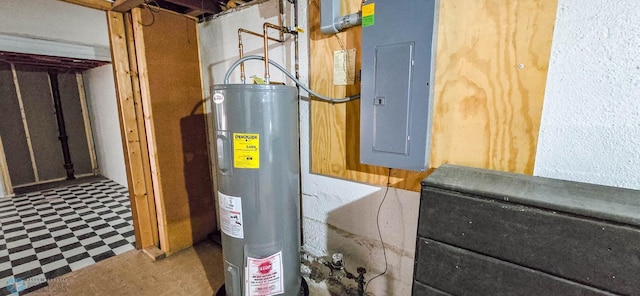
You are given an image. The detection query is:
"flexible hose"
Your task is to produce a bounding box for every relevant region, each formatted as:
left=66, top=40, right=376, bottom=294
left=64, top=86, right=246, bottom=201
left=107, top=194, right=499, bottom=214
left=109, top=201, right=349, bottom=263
left=224, top=55, right=360, bottom=103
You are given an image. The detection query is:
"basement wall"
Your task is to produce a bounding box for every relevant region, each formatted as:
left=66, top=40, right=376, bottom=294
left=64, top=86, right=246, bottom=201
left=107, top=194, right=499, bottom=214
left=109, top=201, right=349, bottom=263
left=84, top=65, right=128, bottom=187
left=0, top=0, right=126, bottom=189
left=534, top=0, right=640, bottom=190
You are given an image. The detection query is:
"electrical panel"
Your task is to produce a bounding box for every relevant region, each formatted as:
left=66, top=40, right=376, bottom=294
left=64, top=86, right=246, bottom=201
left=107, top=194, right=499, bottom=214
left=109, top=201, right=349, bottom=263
left=360, top=0, right=439, bottom=171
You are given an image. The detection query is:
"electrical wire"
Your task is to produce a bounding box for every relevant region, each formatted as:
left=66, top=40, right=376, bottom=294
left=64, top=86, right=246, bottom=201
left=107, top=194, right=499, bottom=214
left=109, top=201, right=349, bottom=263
left=141, top=0, right=160, bottom=27
left=223, top=55, right=360, bottom=103
left=364, top=168, right=392, bottom=294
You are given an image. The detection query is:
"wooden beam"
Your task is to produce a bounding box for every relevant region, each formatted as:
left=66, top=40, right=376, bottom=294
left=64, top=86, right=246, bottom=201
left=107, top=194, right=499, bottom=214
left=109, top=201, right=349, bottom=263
left=185, top=8, right=205, bottom=17
left=76, top=74, right=99, bottom=175
left=0, top=136, right=14, bottom=198
left=163, top=0, right=221, bottom=14
left=112, top=0, right=146, bottom=12
left=123, top=11, right=162, bottom=248
left=10, top=64, right=40, bottom=183
left=58, top=0, right=112, bottom=10
left=130, top=8, right=170, bottom=253
left=107, top=10, right=160, bottom=249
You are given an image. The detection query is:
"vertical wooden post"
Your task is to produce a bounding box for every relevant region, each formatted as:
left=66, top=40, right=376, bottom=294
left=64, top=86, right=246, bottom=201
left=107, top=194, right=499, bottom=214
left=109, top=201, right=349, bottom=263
left=48, top=69, right=75, bottom=180
left=0, top=136, right=13, bottom=197
left=107, top=10, right=160, bottom=249
left=130, top=7, right=169, bottom=253
left=76, top=73, right=99, bottom=175
left=11, top=64, right=39, bottom=183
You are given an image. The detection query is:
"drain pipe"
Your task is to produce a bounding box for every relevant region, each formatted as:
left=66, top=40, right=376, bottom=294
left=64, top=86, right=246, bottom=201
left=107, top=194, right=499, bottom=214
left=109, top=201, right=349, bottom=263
left=320, top=0, right=362, bottom=35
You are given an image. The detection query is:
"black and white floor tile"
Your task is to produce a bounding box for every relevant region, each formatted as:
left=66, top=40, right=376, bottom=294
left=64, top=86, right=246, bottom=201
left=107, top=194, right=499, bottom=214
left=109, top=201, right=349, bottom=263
left=0, top=178, right=135, bottom=295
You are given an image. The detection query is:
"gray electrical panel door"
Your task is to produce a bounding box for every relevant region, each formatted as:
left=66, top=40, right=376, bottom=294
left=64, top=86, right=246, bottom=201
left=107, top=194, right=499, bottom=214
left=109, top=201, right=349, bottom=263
left=360, top=0, right=439, bottom=171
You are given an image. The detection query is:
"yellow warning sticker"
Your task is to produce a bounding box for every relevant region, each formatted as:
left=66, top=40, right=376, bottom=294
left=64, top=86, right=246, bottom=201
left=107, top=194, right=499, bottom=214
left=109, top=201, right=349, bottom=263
left=362, top=3, right=375, bottom=17
left=233, top=133, right=259, bottom=169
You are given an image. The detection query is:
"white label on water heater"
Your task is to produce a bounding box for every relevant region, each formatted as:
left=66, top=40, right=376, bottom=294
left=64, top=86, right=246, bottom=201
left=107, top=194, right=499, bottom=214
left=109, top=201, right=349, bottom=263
left=245, top=251, right=284, bottom=296
left=218, top=192, right=244, bottom=239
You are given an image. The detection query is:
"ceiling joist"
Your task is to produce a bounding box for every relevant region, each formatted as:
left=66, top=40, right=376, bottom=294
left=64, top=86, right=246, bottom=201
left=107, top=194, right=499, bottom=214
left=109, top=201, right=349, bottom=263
left=111, top=0, right=146, bottom=12
left=58, top=0, right=113, bottom=10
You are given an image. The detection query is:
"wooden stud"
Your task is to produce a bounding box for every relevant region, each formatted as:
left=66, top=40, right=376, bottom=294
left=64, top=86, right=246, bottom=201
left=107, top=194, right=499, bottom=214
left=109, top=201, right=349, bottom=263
left=58, top=0, right=113, bottom=10
left=130, top=8, right=170, bottom=253
left=10, top=64, right=40, bottom=183
left=0, top=136, right=14, bottom=198
left=11, top=173, right=95, bottom=189
left=75, top=74, right=100, bottom=176
left=111, top=0, right=146, bottom=12
left=124, top=11, right=161, bottom=247
left=162, top=0, right=221, bottom=14
left=107, top=10, right=160, bottom=249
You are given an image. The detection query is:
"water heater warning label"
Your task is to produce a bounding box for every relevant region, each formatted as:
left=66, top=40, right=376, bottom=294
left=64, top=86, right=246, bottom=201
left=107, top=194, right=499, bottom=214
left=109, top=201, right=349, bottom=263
left=245, top=251, right=284, bottom=296
left=233, top=133, right=260, bottom=169
left=218, top=192, right=244, bottom=239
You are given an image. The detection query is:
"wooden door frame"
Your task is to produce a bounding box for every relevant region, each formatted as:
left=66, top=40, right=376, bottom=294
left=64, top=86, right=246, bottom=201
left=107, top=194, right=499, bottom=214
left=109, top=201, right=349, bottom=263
left=107, top=10, right=160, bottom=250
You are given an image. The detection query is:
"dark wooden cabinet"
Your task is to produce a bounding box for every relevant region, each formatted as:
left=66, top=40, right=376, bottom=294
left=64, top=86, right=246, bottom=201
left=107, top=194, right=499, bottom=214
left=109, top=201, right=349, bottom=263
left=413, top=164, right=640, bottom=296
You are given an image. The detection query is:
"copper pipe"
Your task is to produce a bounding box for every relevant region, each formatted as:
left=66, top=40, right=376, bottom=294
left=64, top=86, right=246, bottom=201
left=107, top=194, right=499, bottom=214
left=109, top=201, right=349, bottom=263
left=236, top=0, right=295, bottom=84
left=263, top=22, right=295, bottom=83
left=239, top=28, right=282, bottom=42
left=238, top=28, right=282, bottom=83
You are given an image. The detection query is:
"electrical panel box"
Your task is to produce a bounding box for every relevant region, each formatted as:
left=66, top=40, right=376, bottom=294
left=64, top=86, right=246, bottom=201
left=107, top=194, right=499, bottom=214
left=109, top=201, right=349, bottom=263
left=360, top=0, right=439, bottom=171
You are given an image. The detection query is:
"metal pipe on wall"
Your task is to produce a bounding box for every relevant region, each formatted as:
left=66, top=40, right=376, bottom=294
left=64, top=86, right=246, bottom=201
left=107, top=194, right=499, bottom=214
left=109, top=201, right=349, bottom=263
left=48, top=70, right=75, bottom=180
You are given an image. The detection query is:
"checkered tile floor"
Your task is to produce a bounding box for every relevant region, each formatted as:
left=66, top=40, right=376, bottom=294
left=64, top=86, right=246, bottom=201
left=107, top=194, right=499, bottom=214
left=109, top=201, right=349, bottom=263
left=0, top=178, right=135, bottom=295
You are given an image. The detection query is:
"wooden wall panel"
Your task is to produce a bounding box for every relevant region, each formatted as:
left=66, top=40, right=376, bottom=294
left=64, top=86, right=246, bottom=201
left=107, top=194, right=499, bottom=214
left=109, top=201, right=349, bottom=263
left=133, top=8, right=216, bottom=254
left=430, top=0, right=557, bottom=174
left=310, top=0, right=557, bottom=191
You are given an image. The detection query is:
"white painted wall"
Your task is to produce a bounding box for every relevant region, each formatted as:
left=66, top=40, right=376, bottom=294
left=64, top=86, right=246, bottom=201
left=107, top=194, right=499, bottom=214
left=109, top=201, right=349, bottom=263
left=0, top=0, right=109, bottom=47
left=83, top=65, right=129, bottom=188
left=534, top=0, right=640, bottom=190
left=0, top=1, right=126, bottom=188
left=199, top=1, right=419, bottom=295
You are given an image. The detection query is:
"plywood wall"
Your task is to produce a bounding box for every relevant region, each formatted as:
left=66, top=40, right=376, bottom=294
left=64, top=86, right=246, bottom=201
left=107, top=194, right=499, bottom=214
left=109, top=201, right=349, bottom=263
left=310, top=0, right=558, bottom=191
left=132, top=8, right=216, bottom=254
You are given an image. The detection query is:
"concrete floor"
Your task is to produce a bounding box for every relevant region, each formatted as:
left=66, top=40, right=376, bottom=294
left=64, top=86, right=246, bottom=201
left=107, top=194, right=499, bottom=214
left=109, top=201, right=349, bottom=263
left=29, top=240, right=225, bottom=295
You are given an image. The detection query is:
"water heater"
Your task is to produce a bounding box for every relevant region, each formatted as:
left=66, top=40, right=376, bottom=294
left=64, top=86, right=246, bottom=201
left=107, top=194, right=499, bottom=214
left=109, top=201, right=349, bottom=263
left=211, top=84, right=302, bottom=296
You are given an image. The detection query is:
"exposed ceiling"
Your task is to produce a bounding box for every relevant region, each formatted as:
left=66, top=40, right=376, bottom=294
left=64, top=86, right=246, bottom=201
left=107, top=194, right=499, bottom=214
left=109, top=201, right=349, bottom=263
left=2, top=0, right=262, bottom=71
left=0, top=51, right=109, bottom=72
left=104, top=0, right=259, bottom=20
